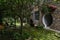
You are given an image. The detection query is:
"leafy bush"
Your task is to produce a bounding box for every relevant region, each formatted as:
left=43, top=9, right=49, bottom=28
left=0, top=29, right=31, bottom=40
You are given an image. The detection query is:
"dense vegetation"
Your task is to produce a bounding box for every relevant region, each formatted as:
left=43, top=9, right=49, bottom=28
left=0, top=24, right=60, bottom=40
left=0, top=0, right=60, bottom=40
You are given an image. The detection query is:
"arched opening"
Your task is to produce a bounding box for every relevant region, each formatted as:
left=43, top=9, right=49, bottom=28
left=42, top=14, right=53, bottom=28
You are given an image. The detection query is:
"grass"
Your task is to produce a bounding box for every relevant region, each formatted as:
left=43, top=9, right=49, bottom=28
left=0, top=23, right=60, bottom=40
left=23, top=24, right=60, bottom=40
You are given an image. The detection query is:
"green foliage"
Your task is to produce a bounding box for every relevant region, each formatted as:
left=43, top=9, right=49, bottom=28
left=22, top=31, right=31, bottom=40
left=36, top=25, right=44, bottom=30
left=23, top=25, right=60, bottom=40
left=0, top=0, right=36, bottom=28
left=0, top=0, right=36, bottom=30
left=41, top=4, right=52, bottom=14
left=0, top=25, right=60, bottom=40
left=0, top=0, right=35, bottom=18
left=41, top=5, right=48, bottom=14
left=0, top=29, right=31, bottom=40
left=13, top=32, right=21, bottom=40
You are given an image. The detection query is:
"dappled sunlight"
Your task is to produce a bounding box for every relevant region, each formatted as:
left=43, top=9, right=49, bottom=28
left=16, top=22, right=21, bottom=27
left=0, top=0, right=60, bottom=40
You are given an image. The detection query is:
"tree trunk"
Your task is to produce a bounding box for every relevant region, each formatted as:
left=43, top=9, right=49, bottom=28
left=20, top=17, right=23, bottom=40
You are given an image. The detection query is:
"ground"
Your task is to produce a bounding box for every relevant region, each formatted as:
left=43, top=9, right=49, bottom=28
left=23, top=24, right=60, bottom=40
left=0, top=24, right=60, bottom=40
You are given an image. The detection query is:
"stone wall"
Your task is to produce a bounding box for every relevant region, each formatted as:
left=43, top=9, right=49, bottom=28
left=32, top=0, right=60, bottom=31
left=41, top=0, right=60, bottom=31
left=50, top=4, right=60, bottom=31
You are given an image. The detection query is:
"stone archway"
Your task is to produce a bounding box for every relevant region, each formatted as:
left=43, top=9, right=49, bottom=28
left=42, top=13, right=53, bottom=29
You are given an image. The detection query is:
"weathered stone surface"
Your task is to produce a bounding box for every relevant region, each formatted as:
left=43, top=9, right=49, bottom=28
left=41, top=0, right=60, bottom=31
left=50, top=4, right=60, bottom=31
